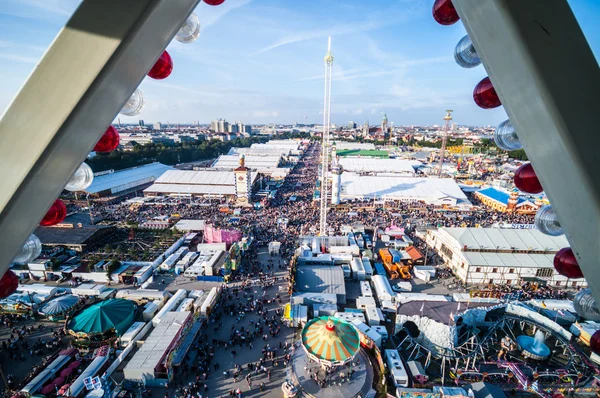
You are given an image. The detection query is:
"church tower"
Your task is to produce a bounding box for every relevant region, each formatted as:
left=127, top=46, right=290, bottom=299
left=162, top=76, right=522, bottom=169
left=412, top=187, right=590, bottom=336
left=234, top=155, right=251, bottom=206
left=362, top=120, right=369, bottom=136
left=381, top=113, right=389, bottom=135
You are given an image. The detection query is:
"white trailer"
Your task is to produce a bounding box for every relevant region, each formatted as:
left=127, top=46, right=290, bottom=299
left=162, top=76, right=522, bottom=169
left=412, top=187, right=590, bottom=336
left=371, top=325, right=388, bottom=342
left=200, top=287, right=219, bottom=316
left=360, top=281, right=373, bottom=297
left=152, top=289, right=187, bottom=326
left=366, top=307, right=384, bottom=326
left=361, top=257, right=373, bottom=280
left=142, top=301, right=160, bottom=321
left=334, top=311, right=366, bottom=324
left=176, top=298, right=195, bottom=312
left=329, top=245, right=360, bottom=256
left=119, top=322, right=146, bottom=348
left=413, top=269, right=431, bottom=282
left=71, top=284, right=106, bottom=296
left=385, top=350, right=409, bottom=388
left=341, top=264, right=352, bottom=279
left=313, top=304, right=337, bottom=317
left=371, top=275, right=394, bottom=303
left=116, top=289, right=171, bottom=303
left=351, top=257, right=366, bottom=280
left=351, top=320, right=382, bottom=347
left=356, top=296, right=377, bottom=310
left=160, top=247, right=189, bottom=271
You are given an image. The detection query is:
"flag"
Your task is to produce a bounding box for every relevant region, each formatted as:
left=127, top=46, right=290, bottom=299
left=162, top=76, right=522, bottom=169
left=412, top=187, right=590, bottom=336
left=420, top=302, right=424, bottom=313
left=557, top=309, right=565, bottom=316
left=456, top=302, right=461, bottom=313
left=541, top=301, right=547, bottom=308
left=449, top=311, right=454, bottom=323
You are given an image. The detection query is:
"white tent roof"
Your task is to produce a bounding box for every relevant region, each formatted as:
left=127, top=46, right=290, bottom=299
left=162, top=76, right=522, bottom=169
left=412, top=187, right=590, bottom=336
left=86, top=163, right=172, bottom=194
left=211, top=154, right=282, bottom=169
left=154, top=169, right=235, bottom=185
left=440, top=228, right=568, bottom=251
left=340, top=174, right=470, bottom=204
left=463, top=252, right=555, bottom=268
left=145, top=169, right=257, bottom=196
left=144, top=183, right=235, bottom=195
left=334, top=142, right=376, bottom=150
left=339, top=158, right=416, bottom=174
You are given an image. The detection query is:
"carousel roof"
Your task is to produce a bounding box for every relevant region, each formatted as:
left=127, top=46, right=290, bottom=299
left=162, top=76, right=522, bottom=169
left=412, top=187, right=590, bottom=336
left=68, top=299, right=135, bottom=336
left=301, top=316, right=360, bottom=365
left=40, top=294, right=79, bottom=316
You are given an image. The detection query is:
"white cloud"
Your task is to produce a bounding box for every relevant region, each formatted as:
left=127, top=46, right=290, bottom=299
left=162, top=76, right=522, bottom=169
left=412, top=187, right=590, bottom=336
left=197, top=0, right=252, bottom=30
left=250, top=1, right=423, bottom=56
left=0, top=54, right=39, bottom=64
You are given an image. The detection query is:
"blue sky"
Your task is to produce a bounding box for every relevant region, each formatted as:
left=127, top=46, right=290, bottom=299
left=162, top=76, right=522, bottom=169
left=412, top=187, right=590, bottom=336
left=1, top=0, right=599, bottom=127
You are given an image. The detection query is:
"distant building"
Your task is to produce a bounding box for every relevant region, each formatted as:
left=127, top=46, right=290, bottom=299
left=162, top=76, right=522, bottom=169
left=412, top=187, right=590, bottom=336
left=426, top=227, right=587, bottom=288
left=347, top=121, right=357, bottom=129
left=138, top=120, right=145, bottom=127
left=474, top=187, right=540, bottom=214
left=144, top=168, right=260, bottom=200
left=85, top=162, right=173, bottom=198
left=153, top=122, right=162, bottom=130
left=381, top=113, right=389, bottom=135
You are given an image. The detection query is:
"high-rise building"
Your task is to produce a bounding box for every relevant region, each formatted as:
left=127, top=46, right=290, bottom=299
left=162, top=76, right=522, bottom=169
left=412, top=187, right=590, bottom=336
left=217, top=119, right=229, bottom=133
left=153, top=122, right=162, bottom=130
left=347, top=121, right=357, bottom=129
left=210, top=120, right=219, bottom=132
left=237, top=121, right=244, bottom=134
left=244, top=125, right=252, bottom=134
left=228, top=124, right=239, bottom=133
left=138, top=120, right=145, bottom=127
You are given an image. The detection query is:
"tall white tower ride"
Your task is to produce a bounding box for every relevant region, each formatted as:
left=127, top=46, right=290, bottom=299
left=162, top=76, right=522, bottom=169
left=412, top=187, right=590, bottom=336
left=319, top=37, right=334, bottom=236
left=437, top=110, right=453, bottom=177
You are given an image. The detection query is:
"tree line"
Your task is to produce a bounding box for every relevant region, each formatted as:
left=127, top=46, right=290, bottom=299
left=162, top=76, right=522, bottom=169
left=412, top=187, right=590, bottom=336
left=87, top=131, right=313, bottom=172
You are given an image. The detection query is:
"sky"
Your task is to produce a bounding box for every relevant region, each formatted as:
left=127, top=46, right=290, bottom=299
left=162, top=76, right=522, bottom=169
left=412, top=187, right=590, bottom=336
left=1, top=0, right=599, bottom=127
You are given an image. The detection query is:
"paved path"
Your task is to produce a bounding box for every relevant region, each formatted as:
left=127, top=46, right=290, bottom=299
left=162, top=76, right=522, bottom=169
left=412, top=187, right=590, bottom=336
left=153, top=246, right=295, bottom=398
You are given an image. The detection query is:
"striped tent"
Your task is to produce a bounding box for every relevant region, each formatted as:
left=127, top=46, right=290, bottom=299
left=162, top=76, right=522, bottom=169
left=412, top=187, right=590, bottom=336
left=301, top=316, right=360, bottom=366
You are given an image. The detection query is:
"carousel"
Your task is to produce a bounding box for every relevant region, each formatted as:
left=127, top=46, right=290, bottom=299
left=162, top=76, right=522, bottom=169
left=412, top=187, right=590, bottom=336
left=288, top=316, right=374, bottom=398
left=40, top=294, right=80, bottom=321
left=66, top=299, right=135, bottom=347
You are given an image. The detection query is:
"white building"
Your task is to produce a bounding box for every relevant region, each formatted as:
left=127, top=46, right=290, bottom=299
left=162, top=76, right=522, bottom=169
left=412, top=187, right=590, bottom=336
left=426, top=228, right=588, bottom=288
left=339, top=174, right=471, bottom=207
left=143, top=168, right=258, bottom=199
left=338, top=158, right=418, bottom=176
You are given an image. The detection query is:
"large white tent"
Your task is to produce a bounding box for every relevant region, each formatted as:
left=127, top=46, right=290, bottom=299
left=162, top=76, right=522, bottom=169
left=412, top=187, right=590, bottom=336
left=338, top=158, right=418, bottom=175
left=339, top=173, right=471, bottom=206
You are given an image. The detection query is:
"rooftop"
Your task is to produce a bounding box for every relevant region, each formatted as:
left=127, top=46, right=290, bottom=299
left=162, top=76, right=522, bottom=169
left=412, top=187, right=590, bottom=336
left=86, top=162, right=173, bottom=194
left=34, top=225, right=115, bottom=245
left=211, top=154, right=282, bottom=169
left=340, top=174, right=471, bottom=205
left=440, top=227, right=568, bottom=252
left=476, top=187, right=534, bottom=206
left=295, top=265, right=346, bottom=297
left=338, top=158, right=419, bottom=174
left=463, top=251, right=556, bottom=268
left=398, top=301, right=494, bottom=325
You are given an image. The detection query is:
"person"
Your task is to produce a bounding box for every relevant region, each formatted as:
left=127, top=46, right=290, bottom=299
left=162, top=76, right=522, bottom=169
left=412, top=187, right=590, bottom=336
left=260, top=382, right=265, bottom=392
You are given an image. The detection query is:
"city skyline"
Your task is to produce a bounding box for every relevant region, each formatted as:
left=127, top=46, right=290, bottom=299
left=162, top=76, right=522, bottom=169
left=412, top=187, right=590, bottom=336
left=1, top=0, right=599, bottom=126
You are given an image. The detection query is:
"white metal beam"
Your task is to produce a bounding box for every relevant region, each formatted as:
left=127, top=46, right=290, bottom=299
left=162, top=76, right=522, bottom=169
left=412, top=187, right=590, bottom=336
left=0, top=0, right=200, bottom=273
left=453, top=0, right=600, bottom=300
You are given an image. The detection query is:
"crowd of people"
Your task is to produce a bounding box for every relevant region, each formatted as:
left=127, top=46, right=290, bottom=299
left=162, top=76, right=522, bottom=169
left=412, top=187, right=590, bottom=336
left=20, top=141, right=573, bottom=398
